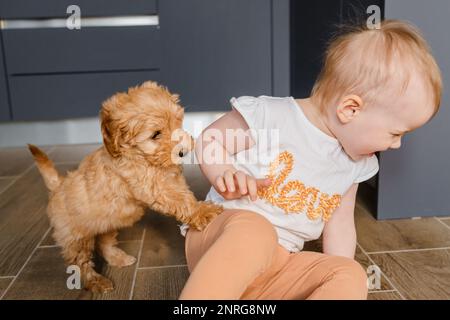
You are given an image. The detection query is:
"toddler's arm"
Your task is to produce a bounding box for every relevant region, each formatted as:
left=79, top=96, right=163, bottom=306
left=322, top=183, right=359, bottom=259
left=195, top=109, right=271, bottom=201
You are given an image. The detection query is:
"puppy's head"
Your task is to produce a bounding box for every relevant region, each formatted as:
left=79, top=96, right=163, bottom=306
left=100, top=81, right=194, bottom=167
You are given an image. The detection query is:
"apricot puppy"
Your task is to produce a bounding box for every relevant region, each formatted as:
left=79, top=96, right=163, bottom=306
left=28, top=81, right=223, bottom=293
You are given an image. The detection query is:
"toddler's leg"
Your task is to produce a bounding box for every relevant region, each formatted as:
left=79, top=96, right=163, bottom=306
left=304, top=254, right=368, bottom=300
left=241, top=250, right=368, bottom=300
left=179, top=209, right=279, bottom=300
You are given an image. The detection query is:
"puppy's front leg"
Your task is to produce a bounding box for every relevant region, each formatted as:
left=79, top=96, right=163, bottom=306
left=150, top=172, right=223, bottom=230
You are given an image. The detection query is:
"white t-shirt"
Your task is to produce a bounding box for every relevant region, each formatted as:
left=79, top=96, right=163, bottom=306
left=179, top=95, right=379, bottom=253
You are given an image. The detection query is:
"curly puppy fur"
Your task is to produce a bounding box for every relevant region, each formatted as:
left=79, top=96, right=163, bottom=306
left=28, top=81, right=223, bottom=293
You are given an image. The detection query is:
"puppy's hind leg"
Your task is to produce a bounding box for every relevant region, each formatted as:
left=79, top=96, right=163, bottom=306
left=62, top=237, right=114, bottom=293
left=96, top=231, right=136, bottom=267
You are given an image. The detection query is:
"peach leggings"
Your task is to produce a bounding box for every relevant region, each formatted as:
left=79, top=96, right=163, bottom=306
left=179, top=209, right=368, bottom=300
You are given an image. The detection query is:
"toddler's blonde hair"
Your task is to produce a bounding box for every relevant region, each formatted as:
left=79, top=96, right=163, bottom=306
left=311, top=19, right=442, bottom=117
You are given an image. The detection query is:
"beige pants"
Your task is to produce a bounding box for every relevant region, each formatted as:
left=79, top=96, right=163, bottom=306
left=179, top=209, right=368, bottom=300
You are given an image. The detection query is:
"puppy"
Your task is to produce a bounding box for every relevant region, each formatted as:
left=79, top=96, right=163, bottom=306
left=28, top=81, right=223, bottom=293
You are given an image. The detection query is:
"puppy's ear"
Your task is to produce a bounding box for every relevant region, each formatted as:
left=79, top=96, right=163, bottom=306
left=175, top=106, right=184, bottom=120
left=141, top=81, right=180, bottom=104
left=100, top=98, right=121, bottom=158
left=171, top=93, right=180, bottom=104
left=140, top=81, right=160, bottom=90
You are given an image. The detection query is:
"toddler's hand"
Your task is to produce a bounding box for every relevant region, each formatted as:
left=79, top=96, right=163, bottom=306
left=214, top=169, right=272, bottom=201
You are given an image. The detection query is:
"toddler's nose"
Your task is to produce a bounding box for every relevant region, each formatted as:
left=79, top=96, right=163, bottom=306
left=390, top=139, right=402, bottom=149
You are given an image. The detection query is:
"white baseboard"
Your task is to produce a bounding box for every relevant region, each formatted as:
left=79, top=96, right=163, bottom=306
left=0, top=112, right=224, bottom=148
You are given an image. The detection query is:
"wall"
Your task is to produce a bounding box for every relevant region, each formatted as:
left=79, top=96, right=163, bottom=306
left=377, top=0, right=450, bottom=218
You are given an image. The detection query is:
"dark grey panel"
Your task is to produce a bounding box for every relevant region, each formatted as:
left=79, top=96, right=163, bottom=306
left=377, top=0, right=450, bottom=219
left=0, top=31, right=10, bottom=121
left=0, top=0, right=157, bottom=19
left=9, top=71, right=159, bottom=121
left=290, top=0, right=384, bottom=98
left=290, top=0, right=342, bottom=98
left=272, top=0, right=290, bottom=97
left=3, top=26, right=160, bottom=75
left=159, top=0, right=272, bottom=111
left=342, top=0, right=385, bottom=23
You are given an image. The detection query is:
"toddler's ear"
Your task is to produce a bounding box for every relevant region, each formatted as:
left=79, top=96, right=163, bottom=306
left=336, top=95, right=363, bottom=123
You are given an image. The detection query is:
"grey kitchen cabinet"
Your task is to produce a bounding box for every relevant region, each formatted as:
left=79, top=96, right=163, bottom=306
left=0, top=0, right=160, bottom=121
left=374, top=0, right=450, bottom=219
left=0, top=31, right=10, bottom=121
left=158, top=0, right=283, bottom=111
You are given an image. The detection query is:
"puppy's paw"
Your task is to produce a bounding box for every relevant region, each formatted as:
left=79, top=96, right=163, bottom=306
left=116, top=254, right=137, bottom=267
left=189, top=201, right=223, bottom=231
left=104, top=247, right=137, bottom=268
left=85, top=275, right=114, bottom=294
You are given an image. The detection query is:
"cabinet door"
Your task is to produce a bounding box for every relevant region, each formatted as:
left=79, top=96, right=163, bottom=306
left=0, top=32, right=10, bottom=121
left=159, top=0, right=272, bottom=111
left=9, top=71, right=159, bottom=121
left=3, top=26, right=160, bottom=74
left=377, top=0, right=450, bottom=219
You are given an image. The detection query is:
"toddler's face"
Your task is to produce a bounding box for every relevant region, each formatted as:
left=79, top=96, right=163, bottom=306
left=337, top=75, right=436, bottom=162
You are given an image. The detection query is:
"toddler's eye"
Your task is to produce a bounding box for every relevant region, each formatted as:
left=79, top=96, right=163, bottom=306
left=151, top=130, right=161, bottom=139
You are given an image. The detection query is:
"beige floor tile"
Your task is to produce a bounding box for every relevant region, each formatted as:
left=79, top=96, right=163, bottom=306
left=0, top=146, right=49, bottom=177
left=355, top=201, right=450, bottom=252
left=368, top=291, right=403, bottom=300
left=92, top=241, right=142, bottom=300
left=39, top=231, right=57, bottom=247
left=440, top=219, right=450, bottom=228
left=117, top=223, right=145, bottom=242
left=0, top=164, right=77, bottom=276
left=370, top=249, right=450, bottom=300
left=356, top=246, right=393, bottom=291
left=3, top=242, right=140, bottom=300
left=0, top=178, right=14, bottom=194
left=0, top=277, right=13, bottom=298
left=139, top=212, right=187, bottom=268
left=132, top=266, right=189, bottom=300
left=3, top=247, right=89, bottom=300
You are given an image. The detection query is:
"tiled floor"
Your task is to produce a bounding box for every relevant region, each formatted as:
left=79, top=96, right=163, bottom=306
left=0, top=143, right=449, bottom=300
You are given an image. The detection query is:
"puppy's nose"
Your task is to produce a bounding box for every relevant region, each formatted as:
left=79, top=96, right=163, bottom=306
left=179, top=150, right=184, bottom=157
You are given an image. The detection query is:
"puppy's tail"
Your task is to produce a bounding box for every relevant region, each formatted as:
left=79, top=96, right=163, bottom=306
left=27, top=144, right=62, bottom=191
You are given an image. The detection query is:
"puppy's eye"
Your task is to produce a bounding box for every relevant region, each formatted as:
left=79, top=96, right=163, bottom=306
left=151, top=130, right=161, bottom=140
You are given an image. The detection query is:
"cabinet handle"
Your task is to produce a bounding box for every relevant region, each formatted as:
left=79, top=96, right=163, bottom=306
left=0, top=15, right=159, bottom=29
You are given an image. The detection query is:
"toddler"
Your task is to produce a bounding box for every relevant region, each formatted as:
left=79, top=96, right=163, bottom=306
left=179, top=20, right=442, bottom=299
